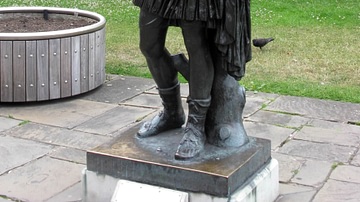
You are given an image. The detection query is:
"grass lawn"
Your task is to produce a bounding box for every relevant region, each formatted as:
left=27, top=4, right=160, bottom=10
left=1, top=0, right=359, bottom=103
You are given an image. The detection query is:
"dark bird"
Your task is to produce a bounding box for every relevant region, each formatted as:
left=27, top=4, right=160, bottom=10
left=252, top=37, right=274, bottom=49
left=43, top=9, right=49, bottom=20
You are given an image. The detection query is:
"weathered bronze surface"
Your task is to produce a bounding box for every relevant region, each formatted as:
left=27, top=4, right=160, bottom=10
left=131, top=0, right=252, bottom=159
left=87, top=124, right=271, bottom=197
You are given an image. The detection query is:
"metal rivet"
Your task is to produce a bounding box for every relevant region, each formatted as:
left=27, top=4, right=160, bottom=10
left=54, top=82, right=57, bottom=85
left=74, top=50, right=78, bottom=53
left=65, top=51, right=68, bottom=55
left=41, top=54, right=45, bottom=57
left=5, top=84, right=8, bottom=88
left=53, top=53, right=57, bottom=56
left=4, top=55, right=8, bottom=58
left=75, top=78, right=78, bottom=82
left=18, top=55, right=21, bottom=58
left=30, top=84, right=34, bottom=87
left=65, top=80, right=68, bottom=83
left=18, top=84, right=22, bottom=88
left=83, top=76, right=86, bottom=79
left=30, top=54, right=33, bottom=57
left=41, top=83, right=45, bottom=87
left=91, top=46, right=94, bottom=49
left=96, top=71, right=99, bottom=74
left=91, top=74, right=94, bottom=77
left=83, top=48, right=86, bottom=51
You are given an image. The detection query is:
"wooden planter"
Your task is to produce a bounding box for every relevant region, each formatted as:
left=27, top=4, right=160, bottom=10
left=0, top=7, right=106, bottom=102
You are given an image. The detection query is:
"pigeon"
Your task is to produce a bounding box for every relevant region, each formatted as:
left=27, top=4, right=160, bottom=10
left=43, top=9, right=49, bottom=20
left=252, top=38, right=274, bottom=49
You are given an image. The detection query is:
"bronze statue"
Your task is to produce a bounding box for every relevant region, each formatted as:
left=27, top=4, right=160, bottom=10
left=133, top=0, right=252, bottom=160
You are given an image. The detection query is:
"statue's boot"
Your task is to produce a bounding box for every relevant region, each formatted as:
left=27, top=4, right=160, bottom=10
left=175, top=98, right=211, bottom=160
left=137, top=82, right=185, bottom=138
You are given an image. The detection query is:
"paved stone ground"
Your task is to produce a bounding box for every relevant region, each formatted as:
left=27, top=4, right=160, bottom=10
left=0, top=75, right=359, bottom=202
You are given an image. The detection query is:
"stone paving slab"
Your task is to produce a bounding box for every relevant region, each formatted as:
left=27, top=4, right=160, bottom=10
left=108, top=122, right=145, bottom=138
left=6, top=123, right=111, bottom=150
left=266, top=95, right=360, bottom=122
left=146, top=83, right=274, bottom=102
left=74, top=105, right=155, bottom=135
left=308, top=119, right=360, bottom=134
left=291, top=159, right=333, bottom=187
left=0, top=117, right=21, bottom=132
left=351, top=152, right=360, bottom=166
left=45, top=182, right=82, bottom=202
left=243, top=92, right=279, bottom=118
left=123, top=93, right=189, bottom=111
left=49, top=147, right=87, bottom=164
left=244, top=122, right=295, bottom=149
left=242, top=96, right=266, bottom=117
left=179, top=83, right=190, bottom=96
left=247, top=110, right=311, bottom=129
left=0, top=136, right=53, bottom=175
left=330, top=165, right=360, bottom=184
left=271, top=152, right=305, bottom=183
left=1, top=75, right=359, bottom=201
left=313, top=179, right=360, bottom=202
left=0, top=156, right=85, bottom=202
left=278, top=140, right=356, bottom=162
left=121, top=93, right=162, bottom=108
left=139, top=84, right=273, bottom=120
left=276, top=183, right=316, bottom=202
left=0, top=99, right=117, bottom=129
left=246, top=91, right=280, bottom=102
left=293, top=126, right=360, bottom=147
left=79, top=76, right=155, bottom=104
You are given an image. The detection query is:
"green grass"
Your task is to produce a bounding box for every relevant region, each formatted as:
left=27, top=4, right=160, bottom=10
left=251, top=0, right=359, bottom=27
left=246, top=0, right=360, bottom=103
left=1, top=0, right=359, bottom=103
left=19, top=120, right=30, bottom=126
left=331, top=162, right=344, bottom=170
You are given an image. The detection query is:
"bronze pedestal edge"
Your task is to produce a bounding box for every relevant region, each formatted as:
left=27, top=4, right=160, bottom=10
left=87, top=124, right=271, bottom=197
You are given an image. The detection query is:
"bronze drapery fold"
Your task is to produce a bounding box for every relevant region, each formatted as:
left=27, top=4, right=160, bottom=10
left=215, top=0, right=252, bottom=80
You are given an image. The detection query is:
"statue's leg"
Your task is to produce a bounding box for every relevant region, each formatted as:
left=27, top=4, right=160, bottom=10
left=138, top=10, right=177, bottom=89
left=179, top=21, right=214, bottom=100
left=175, top=21, right=214, bottom=160
left=137, top=10, right=185, bottom=137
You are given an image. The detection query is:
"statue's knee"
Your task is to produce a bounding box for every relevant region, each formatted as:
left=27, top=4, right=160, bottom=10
left=139, top=43, right=162, bottom=59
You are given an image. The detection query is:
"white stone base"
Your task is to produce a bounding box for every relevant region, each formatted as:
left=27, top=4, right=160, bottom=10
left=111, top=180, right=189, bottom=202
left=82, top=159, right=279, bottom=202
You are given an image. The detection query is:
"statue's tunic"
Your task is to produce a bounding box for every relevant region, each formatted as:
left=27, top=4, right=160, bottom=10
left=133, top=0, right=252, bottom=80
